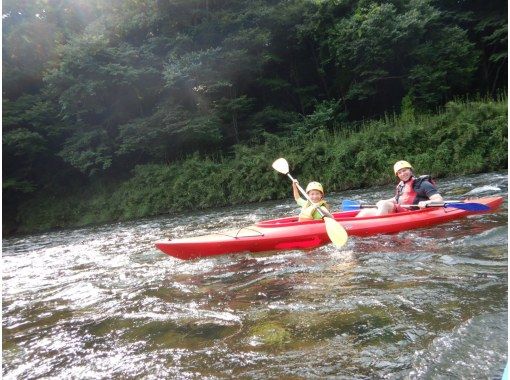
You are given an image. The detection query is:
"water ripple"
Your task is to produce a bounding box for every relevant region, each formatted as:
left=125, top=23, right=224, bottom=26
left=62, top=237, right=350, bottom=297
left=2, top=171, right=507, bottom=379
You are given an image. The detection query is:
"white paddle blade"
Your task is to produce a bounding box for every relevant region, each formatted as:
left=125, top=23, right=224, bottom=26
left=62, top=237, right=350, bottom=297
left=272, top=158, right=289, bottom=174
left=324, top=217, right=348, bottom=247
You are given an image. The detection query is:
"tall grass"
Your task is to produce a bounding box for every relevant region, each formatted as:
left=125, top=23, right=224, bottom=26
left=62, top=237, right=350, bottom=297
left=15, top=97, right=507, bottom=233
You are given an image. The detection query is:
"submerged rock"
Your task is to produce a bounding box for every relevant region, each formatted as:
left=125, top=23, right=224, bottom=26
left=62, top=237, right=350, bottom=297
left=249, top=321, right=291, bottom=347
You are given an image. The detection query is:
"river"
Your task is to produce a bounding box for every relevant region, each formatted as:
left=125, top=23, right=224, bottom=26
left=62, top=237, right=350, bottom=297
left=2, top=171, right=507, bottom=379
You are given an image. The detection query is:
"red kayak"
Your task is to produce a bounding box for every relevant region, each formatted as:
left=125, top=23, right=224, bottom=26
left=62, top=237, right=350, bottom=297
left=155, top=196, right=503, bottom=260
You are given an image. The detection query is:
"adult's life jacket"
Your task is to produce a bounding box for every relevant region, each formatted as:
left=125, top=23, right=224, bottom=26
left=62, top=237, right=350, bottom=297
left=395, top=175, right=435, bottom=205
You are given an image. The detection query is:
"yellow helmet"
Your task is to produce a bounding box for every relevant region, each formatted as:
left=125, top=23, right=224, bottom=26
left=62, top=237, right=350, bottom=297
left=306, top=181, right=324, bottom=194
left=393, top=160, right=413, bottom=175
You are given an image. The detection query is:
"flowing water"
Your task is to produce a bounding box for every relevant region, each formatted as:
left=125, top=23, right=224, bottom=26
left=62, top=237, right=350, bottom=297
left=3, top=172, right=508, bottom=379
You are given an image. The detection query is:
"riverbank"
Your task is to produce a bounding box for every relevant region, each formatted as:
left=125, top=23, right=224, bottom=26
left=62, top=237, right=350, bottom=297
left=7, top=97, right=507, bottom=236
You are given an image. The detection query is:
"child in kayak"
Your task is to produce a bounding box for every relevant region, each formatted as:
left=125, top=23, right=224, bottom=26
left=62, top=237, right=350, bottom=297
left=292, top=180, right=333, bottom=221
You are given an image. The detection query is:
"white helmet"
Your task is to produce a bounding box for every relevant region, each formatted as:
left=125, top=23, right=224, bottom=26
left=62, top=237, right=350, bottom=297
left=305, top=181, right=324, bottom=194
left=393, top=160, right=413, bottom=175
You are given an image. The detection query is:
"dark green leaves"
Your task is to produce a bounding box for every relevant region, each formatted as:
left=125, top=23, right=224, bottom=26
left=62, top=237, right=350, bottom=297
left=2, top=0, right=507, bottom=234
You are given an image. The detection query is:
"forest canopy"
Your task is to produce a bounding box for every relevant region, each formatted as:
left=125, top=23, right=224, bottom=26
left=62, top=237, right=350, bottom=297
left=2, top=0, right=507, bottom=233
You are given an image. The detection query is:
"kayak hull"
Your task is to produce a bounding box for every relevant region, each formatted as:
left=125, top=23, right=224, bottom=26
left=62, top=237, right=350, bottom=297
left=155, top=196, right=503, bottom=260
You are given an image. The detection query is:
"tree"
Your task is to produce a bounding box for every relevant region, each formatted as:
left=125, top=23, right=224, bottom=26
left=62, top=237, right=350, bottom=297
left=44, top=36, right=162, bottom=174
left=407, top=26, right=478, bottom=108
left=2, top=0, right=101, bottom=98
left=432, top=0, right=507, bottom=96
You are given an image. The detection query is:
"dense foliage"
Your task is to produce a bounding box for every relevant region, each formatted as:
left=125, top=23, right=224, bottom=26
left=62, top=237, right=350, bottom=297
left=2, top=0, right=507, bottom=234
left=13, top=96, right=507, bottom=233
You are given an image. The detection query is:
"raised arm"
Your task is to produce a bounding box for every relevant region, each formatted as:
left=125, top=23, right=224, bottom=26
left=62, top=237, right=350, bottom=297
left=292, top=180, right=301, bottom=202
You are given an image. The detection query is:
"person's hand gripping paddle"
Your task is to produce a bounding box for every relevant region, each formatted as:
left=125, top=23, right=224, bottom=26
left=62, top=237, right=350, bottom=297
left=272, top=158, right=348, bottom=248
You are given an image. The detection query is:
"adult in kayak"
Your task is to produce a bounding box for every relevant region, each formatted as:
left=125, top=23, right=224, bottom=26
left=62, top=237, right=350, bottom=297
left=293, top=180, right=333, bottom=221
left=356, top=160, right=443, bottom=217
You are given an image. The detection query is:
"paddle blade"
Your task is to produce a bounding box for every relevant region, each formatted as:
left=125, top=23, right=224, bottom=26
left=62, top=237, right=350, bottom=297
left=341, top=200, right=378, bottom=211
left=324, top=217, right=348, bottom=247
left=443, top=202, right=491, bottom=212
left=341, top=199, right=362, bottom=211
left=272, top=158, right=289, bottom=175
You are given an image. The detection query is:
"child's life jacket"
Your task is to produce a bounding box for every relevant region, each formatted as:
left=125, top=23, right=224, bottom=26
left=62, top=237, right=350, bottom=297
left=296, top=198, right=330, bottom=220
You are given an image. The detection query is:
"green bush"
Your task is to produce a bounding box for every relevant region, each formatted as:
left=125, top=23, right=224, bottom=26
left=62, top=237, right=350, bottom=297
left=13, top=97, right=508, bottom=233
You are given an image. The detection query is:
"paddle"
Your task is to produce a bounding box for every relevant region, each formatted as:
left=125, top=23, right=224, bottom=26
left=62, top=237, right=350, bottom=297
left=341, top=199, right=490, bottom=212
left=272, top=158, right=348, bottom=248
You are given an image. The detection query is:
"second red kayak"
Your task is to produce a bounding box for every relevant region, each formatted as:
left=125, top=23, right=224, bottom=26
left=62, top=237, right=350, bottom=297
left=155, top=196, right=503, bottom=260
